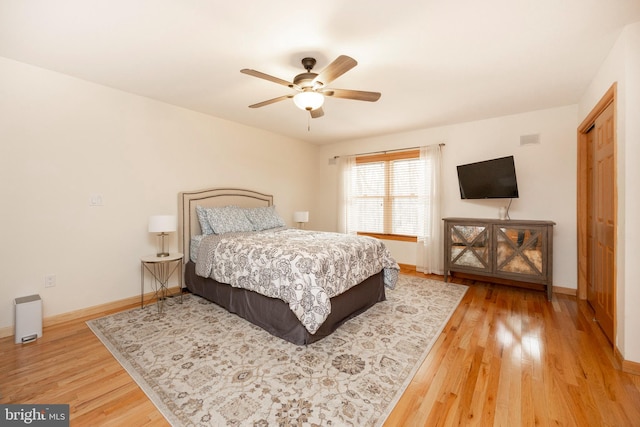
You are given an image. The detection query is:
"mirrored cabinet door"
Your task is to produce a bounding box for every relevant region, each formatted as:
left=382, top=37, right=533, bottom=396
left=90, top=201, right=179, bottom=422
left=495, top=226, right=545, bottom=277
left=450, top=224, right=490, bottom=271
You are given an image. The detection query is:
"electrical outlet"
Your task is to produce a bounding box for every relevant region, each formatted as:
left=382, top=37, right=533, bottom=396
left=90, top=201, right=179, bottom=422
left=89, top=193, right=104, bottom=206
left=45, top=274, right=56, bottom=288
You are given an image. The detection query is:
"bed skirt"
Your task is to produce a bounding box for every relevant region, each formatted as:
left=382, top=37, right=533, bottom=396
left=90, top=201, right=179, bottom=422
left=184, top=261, right=386, bottom=345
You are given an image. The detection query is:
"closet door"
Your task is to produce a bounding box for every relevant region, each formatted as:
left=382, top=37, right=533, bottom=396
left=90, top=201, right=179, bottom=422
left=587, top=101, right=615, bottom=344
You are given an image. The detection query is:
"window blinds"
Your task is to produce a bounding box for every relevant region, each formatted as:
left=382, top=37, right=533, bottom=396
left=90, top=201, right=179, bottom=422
left=353, top=154, right=423, bottom=236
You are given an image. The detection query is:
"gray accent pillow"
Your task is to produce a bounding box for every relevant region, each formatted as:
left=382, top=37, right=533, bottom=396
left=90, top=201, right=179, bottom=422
left=206, top=206, right=254, bottom=234
left=244, top=206, right=286, bottom=231
left=196, top=205, right=214, bottom=235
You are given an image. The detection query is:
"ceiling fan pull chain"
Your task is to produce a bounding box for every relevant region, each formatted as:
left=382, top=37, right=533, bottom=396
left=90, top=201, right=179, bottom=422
left=307, top=115, right=311, bottom=131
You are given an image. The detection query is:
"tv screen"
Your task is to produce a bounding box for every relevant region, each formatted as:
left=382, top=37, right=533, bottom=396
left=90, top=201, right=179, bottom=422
left=457, top=156, right=519, bottom=199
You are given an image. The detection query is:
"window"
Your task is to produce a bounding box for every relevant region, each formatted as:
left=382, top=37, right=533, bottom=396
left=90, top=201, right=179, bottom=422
left=340, top=145, right=442, bottom=273
left=352, top=150, right=421, bottom=241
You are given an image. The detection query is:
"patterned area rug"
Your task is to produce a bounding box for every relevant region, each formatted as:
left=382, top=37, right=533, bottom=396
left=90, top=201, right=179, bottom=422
left=87, top=275, right=467, bottom=426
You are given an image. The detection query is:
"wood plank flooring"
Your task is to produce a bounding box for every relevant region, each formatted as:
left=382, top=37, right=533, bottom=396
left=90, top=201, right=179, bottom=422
left=2, top=273, right=639, bottom=426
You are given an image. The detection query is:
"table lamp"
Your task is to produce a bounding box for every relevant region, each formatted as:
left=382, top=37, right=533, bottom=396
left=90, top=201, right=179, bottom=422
left=148, top=215, right=176, bottom=257
left=293, top=211, right=309, bottom=229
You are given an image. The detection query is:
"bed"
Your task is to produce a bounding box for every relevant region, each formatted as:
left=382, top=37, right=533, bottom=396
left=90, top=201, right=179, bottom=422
left=178, top=188, right=399, bottom=345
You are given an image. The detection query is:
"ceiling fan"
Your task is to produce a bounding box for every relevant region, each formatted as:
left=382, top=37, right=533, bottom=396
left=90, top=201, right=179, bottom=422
left=240, top=55, right=381, bottom=118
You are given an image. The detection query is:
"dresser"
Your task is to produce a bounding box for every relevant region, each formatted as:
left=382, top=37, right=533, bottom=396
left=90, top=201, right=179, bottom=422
left=443, top=218, right=555, bottom=300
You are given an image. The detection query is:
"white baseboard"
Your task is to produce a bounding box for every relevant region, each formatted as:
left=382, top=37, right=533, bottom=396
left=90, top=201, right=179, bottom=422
left=0, top=286, right=182, bottom=339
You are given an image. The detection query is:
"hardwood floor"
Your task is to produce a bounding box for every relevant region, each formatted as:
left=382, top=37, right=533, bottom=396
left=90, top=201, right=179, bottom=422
left=2, top=273, right=639, bottom=426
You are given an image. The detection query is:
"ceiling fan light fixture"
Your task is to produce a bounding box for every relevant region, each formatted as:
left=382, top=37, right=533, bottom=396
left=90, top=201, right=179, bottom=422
left=241, top=55, right=379, bottom=118
left=293, top=91, right=324, bottom=111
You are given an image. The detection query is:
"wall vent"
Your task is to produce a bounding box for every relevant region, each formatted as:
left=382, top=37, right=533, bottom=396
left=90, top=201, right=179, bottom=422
left=520, top=134, right=540, bottom=145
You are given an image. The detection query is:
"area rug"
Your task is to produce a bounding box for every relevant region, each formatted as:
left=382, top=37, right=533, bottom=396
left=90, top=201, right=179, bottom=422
left=87, top=275, right=467, bottom=426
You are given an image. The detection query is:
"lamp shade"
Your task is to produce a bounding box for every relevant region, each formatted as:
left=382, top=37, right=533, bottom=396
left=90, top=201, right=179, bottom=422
left=148, top=215, right=176, bottom=233
left=293, top=91, right=324, bottom=111
left=293, top=211, right=309, bottom=223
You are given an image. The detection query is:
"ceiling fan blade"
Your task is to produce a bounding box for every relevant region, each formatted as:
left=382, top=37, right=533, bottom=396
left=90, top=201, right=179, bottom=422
left=312, top=55, right=357, bottom=87
left=324, top=88, right=381, bottom=102
left=241, top=69, right=293, bottom=88
left=248, top=95, right=292, bottom=108
left=310, top=107, right=324, bottom=119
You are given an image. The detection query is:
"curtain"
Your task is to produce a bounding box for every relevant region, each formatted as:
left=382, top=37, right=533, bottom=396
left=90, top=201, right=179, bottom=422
left=337, top=155, right=357, bottom=234
left=416, top=145, right=443, bottom=274
left=338, top=146, right=442, bottom=273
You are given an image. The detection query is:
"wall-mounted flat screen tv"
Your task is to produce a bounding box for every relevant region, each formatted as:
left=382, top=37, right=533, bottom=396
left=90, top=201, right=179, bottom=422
left=457, top=155, right=519, bottom=199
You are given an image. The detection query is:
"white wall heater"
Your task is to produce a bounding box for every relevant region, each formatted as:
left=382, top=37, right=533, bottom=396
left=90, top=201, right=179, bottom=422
left=14, top=294, right=42, bottom=344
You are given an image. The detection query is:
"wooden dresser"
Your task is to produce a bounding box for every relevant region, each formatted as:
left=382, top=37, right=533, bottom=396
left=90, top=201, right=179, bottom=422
left=443, top=217, right=555, bottom=300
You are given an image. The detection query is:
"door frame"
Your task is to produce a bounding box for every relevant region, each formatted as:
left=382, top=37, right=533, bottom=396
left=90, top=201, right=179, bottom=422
left=576, top=83, right=617, bottom=340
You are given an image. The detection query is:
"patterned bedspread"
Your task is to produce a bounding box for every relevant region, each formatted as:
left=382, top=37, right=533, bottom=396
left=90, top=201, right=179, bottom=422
left=195, top=228, right=400, bottom=334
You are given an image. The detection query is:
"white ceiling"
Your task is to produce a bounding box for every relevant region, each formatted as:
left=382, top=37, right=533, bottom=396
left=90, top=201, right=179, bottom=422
left=1, top=0, right=639, bottom=144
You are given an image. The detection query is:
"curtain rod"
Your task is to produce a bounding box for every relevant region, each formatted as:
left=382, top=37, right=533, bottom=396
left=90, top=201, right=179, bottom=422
left=333, top=143, right=445, bottom=159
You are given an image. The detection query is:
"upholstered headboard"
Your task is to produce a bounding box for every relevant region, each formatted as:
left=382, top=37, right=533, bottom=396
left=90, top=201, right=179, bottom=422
left=178, top=188, right=274, bottom=263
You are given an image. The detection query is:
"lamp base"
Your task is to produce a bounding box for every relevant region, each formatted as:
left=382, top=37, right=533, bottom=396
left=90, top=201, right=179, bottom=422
left=156, top=233, right=170, bottom=258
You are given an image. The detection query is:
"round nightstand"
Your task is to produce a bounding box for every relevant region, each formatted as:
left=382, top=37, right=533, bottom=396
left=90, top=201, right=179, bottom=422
left=140, top=252, right=183, bottom=313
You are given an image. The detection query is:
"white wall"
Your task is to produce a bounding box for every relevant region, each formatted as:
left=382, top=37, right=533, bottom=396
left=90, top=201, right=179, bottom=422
left=579, top=22, right=640, bottom=364
left=315, top=105, right=579, bottom=290
left=0, top=57, right=318, bottom=334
